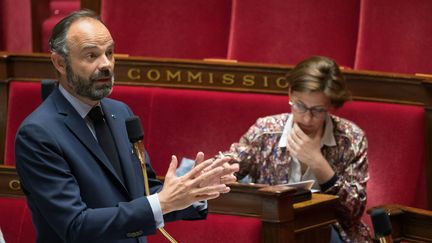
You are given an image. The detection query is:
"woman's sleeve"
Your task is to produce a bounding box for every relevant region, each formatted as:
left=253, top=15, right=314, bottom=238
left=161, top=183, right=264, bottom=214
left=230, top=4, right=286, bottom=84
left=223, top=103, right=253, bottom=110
left=223, top=118, right=265, bottom=181
left=324, top=135, right=369, bottom=226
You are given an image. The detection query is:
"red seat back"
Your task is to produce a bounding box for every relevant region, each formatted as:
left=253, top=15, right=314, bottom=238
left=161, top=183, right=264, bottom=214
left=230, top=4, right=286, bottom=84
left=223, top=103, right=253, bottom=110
left=335, top=101, right=427, bottom=209
left=101, top=0, right=232, bottom=59
left=138, top=88, right=288, bottom=175
left=40, top=0, right=80, bottom=52
left=227, top=0, right=360, bottom=67
left=354, top=0, right=432, bottom=74
left=5, top=81, right=43, bottom=165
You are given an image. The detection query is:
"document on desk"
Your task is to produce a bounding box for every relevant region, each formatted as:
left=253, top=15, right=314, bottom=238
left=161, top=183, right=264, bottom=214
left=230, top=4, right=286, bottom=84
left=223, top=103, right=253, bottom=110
left=282, top=180, right=316, bottom=191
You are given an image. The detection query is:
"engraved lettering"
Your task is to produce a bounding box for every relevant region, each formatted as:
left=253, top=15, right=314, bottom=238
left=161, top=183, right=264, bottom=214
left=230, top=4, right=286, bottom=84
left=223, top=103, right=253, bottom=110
left=187, top=71, right=203, bottom=83
left=127, top=68, right=141, bottom=80
left=242, top=75, right=255, bottom=87
left=208, top=72, right=214, bottom=84
left=166, top=70, right=181, bottom=82
left=263, top=76, right=269, bottom=88
left=222, top=73, right=235, bottom=85
left=276, top=77, right=289, bottom=88
left=147, top=69, right=161, bottom=81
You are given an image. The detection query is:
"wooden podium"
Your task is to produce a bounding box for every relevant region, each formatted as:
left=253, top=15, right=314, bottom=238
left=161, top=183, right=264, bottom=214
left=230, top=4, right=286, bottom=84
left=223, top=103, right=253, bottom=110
left=209, top=183, right=339, bottom=243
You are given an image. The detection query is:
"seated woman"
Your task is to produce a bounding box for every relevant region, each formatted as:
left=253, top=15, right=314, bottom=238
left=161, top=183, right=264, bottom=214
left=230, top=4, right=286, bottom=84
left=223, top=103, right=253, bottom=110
left=221, top=56, right=372, bottom=242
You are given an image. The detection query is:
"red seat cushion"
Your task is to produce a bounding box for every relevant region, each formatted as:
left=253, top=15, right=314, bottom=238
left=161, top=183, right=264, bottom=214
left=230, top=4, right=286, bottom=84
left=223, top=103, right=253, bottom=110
left=0, top=197, right=35, bottom=243
left=147, top=214, right=261, bottom=243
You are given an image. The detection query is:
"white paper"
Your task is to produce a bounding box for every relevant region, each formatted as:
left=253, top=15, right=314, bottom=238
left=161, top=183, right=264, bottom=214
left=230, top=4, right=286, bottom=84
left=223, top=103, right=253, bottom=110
left=282, top=179, right=315, bottom=190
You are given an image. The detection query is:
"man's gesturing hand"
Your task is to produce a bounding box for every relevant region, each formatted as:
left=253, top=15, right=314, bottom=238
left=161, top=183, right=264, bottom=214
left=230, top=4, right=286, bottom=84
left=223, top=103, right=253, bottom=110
left=158, top=152, right=239, bottom=214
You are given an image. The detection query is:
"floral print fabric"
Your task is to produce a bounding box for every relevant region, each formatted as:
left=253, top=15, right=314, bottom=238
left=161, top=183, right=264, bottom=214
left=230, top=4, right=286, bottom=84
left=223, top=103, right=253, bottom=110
left=224, top=113, right=372, bottom=242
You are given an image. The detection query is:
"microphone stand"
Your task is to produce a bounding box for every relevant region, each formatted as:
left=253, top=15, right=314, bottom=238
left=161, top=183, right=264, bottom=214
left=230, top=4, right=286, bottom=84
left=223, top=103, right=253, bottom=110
left=133, top=141, right=177, bottom=243
left=370, top=208, right=393, bottom=243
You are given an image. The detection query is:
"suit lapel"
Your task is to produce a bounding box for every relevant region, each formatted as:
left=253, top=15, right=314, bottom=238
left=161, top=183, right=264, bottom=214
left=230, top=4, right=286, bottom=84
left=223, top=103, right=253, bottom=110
left=52, top=89, right=130, bottom=197
left=101, top=100, right=139, bottom=198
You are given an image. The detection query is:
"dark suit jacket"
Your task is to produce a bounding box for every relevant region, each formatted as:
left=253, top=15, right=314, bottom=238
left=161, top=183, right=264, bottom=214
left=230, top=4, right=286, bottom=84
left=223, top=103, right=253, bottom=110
left=15, top=88, right=205, bottom=243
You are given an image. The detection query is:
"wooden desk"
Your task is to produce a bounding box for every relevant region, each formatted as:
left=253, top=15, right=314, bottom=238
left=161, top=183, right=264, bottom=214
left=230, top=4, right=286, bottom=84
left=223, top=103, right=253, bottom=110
left=293, top=194, right=338, bottom=242
left=209, top=183, right=338, bottom=243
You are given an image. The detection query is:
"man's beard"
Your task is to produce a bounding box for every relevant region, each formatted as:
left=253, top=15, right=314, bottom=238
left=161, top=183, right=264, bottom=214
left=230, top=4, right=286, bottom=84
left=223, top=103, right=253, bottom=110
left=65, top=62, right=114, bottom=101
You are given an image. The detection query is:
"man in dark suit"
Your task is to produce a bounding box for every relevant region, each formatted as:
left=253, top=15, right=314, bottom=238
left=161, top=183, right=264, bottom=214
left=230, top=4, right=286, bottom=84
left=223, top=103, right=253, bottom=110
left=15, top=10, right=238, bottom=243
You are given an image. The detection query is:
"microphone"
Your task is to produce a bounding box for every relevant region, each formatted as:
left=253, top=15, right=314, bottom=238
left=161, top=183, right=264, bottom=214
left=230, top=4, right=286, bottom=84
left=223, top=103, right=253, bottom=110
left=370, top=208, right=393, bottom=243
left=125, top=116, right=177, bottom=243
left=41, top=79, right=57, bottom=100
left=125, top=116, right=149, bottom=195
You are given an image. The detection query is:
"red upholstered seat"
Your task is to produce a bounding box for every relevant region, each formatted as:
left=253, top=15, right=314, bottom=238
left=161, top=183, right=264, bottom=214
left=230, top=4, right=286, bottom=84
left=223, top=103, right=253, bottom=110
left=3, top=82, right=265, bottom=243
left=0, top=0, right=32, bottom=52
left=4, top=82, right=153, bottom=165
left=334, top=101, right=427, bottom=210
left=100, top=0, right=232, bottom=59
left=354, top=0, right=432, bottom=74
left=0, top=197, right=260, bottom=243
left=5, top=83, right=428, bottom=211
left=227, top=0, right=360, bottom=67
left=334, top=101, right=427, bottom=227
left=2, top=81, right=427, bottom=242
left=108, top=85, right=155, bottom=149
left=49, top=0, right=80, bottom=16
left=4, top=81, right=43, bottom=165
left=139, top=88, right=288, bottom=175
left=40, top=0, right=80, bottom=52
left=112, top=86, right=428, bottom=211
left=147, top=214, right=261, bottom=243
left=41, top=16, right=65, bottom=53
left=0, top=197, right=35, bottom=243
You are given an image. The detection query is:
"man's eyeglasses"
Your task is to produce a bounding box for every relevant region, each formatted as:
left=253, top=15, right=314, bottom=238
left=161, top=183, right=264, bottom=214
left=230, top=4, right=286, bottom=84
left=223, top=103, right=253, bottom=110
left=289, top=101, right=328, bottom=118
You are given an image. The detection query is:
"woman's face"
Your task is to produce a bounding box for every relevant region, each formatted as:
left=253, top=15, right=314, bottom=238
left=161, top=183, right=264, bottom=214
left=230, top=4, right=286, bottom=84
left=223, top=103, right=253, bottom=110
left=289, top=91, right=331, bottom=137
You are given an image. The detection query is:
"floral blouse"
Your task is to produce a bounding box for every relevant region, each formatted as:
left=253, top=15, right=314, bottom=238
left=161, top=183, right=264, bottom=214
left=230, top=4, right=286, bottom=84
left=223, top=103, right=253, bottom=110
left=224, top=113, right=372, bottom=242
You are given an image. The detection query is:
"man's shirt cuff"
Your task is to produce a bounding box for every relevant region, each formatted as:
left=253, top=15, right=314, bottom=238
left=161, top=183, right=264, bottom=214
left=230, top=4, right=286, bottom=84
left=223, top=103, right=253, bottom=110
left=148, top=193, right=164, bottom=228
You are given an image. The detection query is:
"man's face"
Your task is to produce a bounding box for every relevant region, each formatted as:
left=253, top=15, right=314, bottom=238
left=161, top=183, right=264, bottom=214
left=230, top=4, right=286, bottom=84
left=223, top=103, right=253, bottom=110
left=289, top=91, right=331, bottom=137
left=63, top=18, right=115, bottom=102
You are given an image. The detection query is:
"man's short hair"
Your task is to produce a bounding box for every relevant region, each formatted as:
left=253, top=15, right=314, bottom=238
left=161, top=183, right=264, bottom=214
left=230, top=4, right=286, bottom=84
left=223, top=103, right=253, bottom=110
left=49, top=9, right=101, bottom=57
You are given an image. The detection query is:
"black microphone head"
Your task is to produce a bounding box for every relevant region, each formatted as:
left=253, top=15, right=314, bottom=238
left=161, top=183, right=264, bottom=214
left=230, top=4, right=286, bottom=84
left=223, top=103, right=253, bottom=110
left=370, top=208, right=392, bottom=237
left=41, top=79, right=57, bottom=101
left=125, top=116, right=144, bottom=143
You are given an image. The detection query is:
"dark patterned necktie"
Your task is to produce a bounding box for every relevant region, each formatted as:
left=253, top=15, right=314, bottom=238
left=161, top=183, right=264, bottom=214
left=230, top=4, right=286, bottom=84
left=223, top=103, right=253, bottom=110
left=88, top=106, right=124, bottom=182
